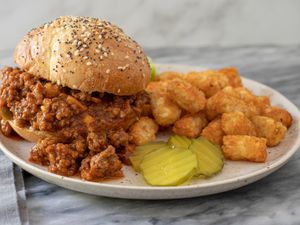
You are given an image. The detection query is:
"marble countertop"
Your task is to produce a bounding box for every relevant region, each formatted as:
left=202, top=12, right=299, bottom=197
left=1, top=1, right=300, bottom=49
left=3, top=46, right=300, bottom=225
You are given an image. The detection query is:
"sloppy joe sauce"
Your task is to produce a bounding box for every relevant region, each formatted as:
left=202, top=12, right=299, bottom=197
left=0, top=67, right=151, bottom=181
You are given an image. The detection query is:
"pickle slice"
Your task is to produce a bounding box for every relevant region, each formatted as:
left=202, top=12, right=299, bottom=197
left=168, top=135, right=192, bottom=148
left=147, top=57, right=156, bottom=81
left=1, top=107, right=13, bottom=120
left=140, top=147, right=198, bottom=186
left=189, top=137, right=224, bottom=177
left=196, top=136, right=224, bottom=160
left=129, top=142, right=166, bottom=171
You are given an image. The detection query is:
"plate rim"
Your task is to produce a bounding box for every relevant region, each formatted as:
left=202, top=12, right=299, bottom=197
left=0, top=63, right=300, bottom=192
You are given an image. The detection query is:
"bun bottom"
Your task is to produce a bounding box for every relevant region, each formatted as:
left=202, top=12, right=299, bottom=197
left=8, top=120, right=58, bottom=142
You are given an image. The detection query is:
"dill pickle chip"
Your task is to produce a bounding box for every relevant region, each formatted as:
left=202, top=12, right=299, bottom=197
left=168, top=135, right=192, bottom=148
left=147, top=57, right=156, bottom=81
left=1, top=107, right=13, bottom=120
left=189, top=137, right=224, bottom=177
left=196, top=136, right=224, bottom=160
left=140, top=147, right=198, bottom=186
left=129, top=141, right=167, bottom=171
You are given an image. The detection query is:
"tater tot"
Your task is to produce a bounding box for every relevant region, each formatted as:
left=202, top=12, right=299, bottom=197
left=251, top=116, right=287, bottom=147
left=206, top=91, right=258, bottom=120
left=222, top=86, right=270, bottom=114
left=221, top=112, right=256, bottom=136
left=129, top=117, right=159, bottom=145
left=156, top=71, right=183, bottom=81
left=223, top=86, right=256, bottom=103
left=262, top=106, right=293, bottom=128
left=146, top=81, right=168, bottom=95
left=201, top=118, right=224, bottom=145
left=218, top=67, right=242, bottom=87
left=254, top=96, right=271, bottom=114
left=167, top=79, right=206, bottom=113
left=173, top=113, right=208, bottom=138
left=234, top=87, right=256, bottom=102
left=255, top=96, right=270, bottom=106
left=150, top=93, right=182, bottom=126
left=222, top=135, right=267, bottom=162
left=184, top=70, right=229, bottom=97
left=221, top=86, right=239, bottom=97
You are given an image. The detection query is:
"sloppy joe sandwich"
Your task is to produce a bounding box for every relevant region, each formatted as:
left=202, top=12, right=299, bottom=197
left=0, top=16, right=152, bottom=181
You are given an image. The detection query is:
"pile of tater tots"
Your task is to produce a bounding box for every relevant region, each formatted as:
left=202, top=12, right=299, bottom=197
left=142, top=68, right=293, bottom=163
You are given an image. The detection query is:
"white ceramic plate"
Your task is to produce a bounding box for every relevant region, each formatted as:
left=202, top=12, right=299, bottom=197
left=1, top=64, right=300, bottom=199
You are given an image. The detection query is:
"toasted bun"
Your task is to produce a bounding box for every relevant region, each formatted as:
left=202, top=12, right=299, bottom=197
left=14, top=16, right=150, bottom=95
left=8, top=120, right=59, bottom=142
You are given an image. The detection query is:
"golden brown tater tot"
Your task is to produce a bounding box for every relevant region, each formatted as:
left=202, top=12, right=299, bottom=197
left=156, top=71, right=183, bottom=81
left=201, top=118, right=224, bottom=145
left=221, top=112, right=256, bottom=136
left=150, top=93, right=181, bottom=126
left=251, top=116, right=287, bottom=147
left=129, top=117, right=159, bottom=145
left=167, top=79, right=206, bottom=114
left=254, top=96, right=271, bottom=114
left=173, top=113, right=208, bottom=138
left=146, top=81, right=168, bottom=95
left=262, top=106, right=293, bottom=128
left=184, top=70, right=229, bottom=97
left=222, top=135, right=267, bottom=162
left=222, top=86, right=255, bottom=103
left=222, top=86, right=270, bottom=114
left=206, top=91, right=258, bottom=120
left=218, top=67, right=243, bottom=87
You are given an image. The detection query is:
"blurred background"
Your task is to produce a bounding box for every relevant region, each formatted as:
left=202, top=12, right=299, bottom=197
left=0, top=0, right=299, bottom=51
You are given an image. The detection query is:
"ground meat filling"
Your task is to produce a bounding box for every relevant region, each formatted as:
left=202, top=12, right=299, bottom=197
left=80, top=145, right=123, bottom=181
left=0, top=67, right=151, bottom=180
left=0, top=120, right=13, bottom=136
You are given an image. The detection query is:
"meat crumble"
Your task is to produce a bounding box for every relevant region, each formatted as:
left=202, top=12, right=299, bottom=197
left=0, top=67, right=151, bottom=180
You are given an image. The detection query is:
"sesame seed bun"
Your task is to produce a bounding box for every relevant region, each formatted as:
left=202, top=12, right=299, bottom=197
left=14, top=16, right=151, bottom=95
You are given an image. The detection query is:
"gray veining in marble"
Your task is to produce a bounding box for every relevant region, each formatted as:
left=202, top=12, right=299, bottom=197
left=10, top=46, right=296, bottom=225
left=0, top=0, right=300, bottom=50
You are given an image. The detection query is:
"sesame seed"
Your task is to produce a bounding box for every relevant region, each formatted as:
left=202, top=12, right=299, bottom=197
left=80, top=48, right=84, bottom=52
left=86, top=61, right=92, bottom=66
left=83, top=56, right=88, bottom=60
left=117, top=64, right=130, bottom=71
left=106, top=69, right=110, bottom=73
left=95, top=49, right=100, bottom=53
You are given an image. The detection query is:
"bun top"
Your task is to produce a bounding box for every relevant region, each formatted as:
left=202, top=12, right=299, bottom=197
left=14, top=16, right=151, bottom=95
